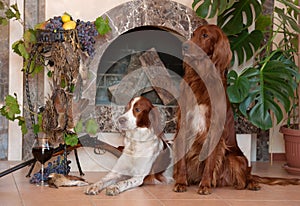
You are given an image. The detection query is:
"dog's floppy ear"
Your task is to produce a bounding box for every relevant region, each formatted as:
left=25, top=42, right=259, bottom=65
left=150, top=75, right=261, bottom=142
left=149, top=107, right=163, bottom=137
left=211, top=28, right=232, bottom=72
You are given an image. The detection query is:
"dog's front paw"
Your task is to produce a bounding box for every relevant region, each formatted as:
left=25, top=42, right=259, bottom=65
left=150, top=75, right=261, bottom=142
left=106, top=185, right=120, bottom=196
left=197, top=186, right=211, bottom=195
left=173, top=183, right=187, bottom=192
left=247, top=181, right=261, bottom=191
left=84, top=183, right=102, bottom=195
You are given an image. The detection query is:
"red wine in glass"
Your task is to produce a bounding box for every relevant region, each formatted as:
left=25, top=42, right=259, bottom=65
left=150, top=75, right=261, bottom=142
left=32, top=147, right=54, bottom=164
left=32, top=137, right=54, bottom=186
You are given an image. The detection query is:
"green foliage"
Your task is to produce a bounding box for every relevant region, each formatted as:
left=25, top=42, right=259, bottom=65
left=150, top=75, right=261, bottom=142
left=193, top=0, right=264, bottom=66
left=12, top=40, right=29, bottom=59
left=229, top=29, right=264, bottom=64
left=192, top=0, right=236, bottom=18
left=95, top=16, right=111, bottom=35
left=0, top=1, right=112, bottom=146
left=227, top=71, right=250, bottom=104
left=1, top=94, right=21, bottom=120
left=86, top=118, right=98, bottom=135
left=75, top=120, right=83, bottom=133
left=0, top=1, right=21, bottom=25
left=193, top=0, right=300, bottom=130
left=217, top=0, right=262, bottom=35
left=74, top=118, right=98, bottom=137
left=255, top=14, right=272, bottom=34
left=227, top=51, right=299, bottom=130
left=0, top=94, right=27, bottom=134
left=64, top=133, right=78, bottom=146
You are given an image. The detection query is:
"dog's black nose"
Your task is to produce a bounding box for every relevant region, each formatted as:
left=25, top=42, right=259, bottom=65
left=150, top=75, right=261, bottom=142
left=118, top=117, right=127, bottom=124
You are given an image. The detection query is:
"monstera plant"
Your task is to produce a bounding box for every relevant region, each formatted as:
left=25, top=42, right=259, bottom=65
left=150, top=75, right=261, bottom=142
left=193, top=0, right=300, bottom=131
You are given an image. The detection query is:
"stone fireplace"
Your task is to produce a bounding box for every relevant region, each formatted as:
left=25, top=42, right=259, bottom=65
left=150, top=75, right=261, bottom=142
left=79, top=0, right=206, bottom=134
left=1, top=0, right=260, bottom=164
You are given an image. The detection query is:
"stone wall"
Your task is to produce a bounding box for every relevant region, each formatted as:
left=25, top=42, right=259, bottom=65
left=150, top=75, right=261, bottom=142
left=0, top=0, right=9, bottom=160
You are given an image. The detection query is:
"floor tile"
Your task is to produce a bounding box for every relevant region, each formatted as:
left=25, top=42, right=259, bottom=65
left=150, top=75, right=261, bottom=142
left=92, top=199, right=163, bottom=206
left=1, top=161, right=300, bottom=206
left=161, top=199, right=230, bottom=206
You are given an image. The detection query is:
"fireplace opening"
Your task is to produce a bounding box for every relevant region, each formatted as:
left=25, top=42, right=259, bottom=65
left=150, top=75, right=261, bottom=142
left=95, top=26, right=185, bottom=105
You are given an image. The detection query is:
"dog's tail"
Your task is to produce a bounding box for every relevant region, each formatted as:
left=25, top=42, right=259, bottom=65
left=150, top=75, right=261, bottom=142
left=251, top=175, right=300, bottom=186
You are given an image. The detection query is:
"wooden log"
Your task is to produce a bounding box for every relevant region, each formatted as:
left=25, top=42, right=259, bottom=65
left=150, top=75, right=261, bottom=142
left=108, top=52, right=153, bottom=104
left=139, top=48, right=176, bottom=105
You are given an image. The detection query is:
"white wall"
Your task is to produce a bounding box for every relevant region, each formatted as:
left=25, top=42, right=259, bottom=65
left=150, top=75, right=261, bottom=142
left=45, top=0, right=194, bottom=20
left=8, top=0, right=24, bottom=160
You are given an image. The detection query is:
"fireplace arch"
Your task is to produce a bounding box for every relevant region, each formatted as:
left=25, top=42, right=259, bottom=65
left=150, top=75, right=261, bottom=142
left=79, top=0, right=206, bottom=132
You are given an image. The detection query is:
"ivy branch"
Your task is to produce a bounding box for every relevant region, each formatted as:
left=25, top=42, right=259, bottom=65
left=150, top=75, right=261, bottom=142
left=0, top=0, right=23, bottom=26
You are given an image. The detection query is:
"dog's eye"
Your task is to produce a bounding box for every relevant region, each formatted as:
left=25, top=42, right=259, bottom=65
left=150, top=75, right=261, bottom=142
left=202, top=33, right=208, bottom=38
left=135, top=108, right=140, bottom=112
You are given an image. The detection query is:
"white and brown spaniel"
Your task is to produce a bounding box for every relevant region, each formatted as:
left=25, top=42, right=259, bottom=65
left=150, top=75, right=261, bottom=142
left=85, top=96, right=170, bottom=196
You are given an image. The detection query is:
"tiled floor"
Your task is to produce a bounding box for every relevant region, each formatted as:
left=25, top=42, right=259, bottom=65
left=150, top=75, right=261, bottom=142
left=1, top=161, right=300, bottom=206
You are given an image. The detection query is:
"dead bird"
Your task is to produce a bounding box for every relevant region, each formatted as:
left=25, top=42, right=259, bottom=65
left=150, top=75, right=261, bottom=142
left=48, top=173, right=89, bottom=188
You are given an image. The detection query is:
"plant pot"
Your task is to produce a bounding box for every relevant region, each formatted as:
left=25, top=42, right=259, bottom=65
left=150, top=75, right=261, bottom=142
left=280, top=125, right=300, bottom=175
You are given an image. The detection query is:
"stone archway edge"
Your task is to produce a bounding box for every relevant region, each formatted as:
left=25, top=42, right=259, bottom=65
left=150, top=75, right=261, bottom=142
left=83, top=0, right=206, bottom=103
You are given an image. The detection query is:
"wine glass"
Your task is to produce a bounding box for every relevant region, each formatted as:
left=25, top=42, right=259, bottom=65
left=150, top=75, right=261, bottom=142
left=32, top=136, right=54, bottom=186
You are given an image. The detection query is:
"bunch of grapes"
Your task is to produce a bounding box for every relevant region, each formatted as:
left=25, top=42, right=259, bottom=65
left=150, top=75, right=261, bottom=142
left=29, top=156, right=71, bottom=184
left=45, top=16, right=64, bottom=32
left=76, top=20, right=99, bottom=56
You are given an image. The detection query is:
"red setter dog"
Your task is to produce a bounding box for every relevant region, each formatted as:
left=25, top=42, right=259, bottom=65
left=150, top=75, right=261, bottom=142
left=173, top=24, right=300, bottom=195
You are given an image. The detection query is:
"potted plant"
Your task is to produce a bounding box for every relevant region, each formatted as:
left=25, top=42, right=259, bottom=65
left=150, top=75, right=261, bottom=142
left=192, top=0, right=300, bottom=173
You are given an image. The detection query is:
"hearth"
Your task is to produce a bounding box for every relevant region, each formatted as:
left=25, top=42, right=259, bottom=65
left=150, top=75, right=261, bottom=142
left=78, top=0, right=206, bottom=133
left=96, top=26, right=184, bottom=105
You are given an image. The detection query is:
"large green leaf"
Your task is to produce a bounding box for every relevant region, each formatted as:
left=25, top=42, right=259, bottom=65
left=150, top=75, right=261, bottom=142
left=229, top=29, right=264, bottom=65
left=193, top=0, right=263, bottom=66
left=235, top=57, right=298, bottom=130
left=192, top=0, right=236, bottom=19
left=217, top=0, right=262, bottom=35
left=227, top=70, right=250, bottom=103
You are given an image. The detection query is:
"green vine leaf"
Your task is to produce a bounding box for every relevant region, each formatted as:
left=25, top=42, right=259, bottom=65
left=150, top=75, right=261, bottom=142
left=12, top=40, right=29, bottom=59
left=0, top=94, right=28, bottom=135
left=4, top=8, right=15, bottom=19
left=95, top=16, right=111, bottom=35
left=18, top=116, right=27, bottom=134
left=23, top=29, right=36, bottom=48
left=86, top=118, right=98, bottom=135
left=10, top=4, right=20, bottom=20
left=1, top=94, right=21, bottom=120
left=64, top=133, right=78, bottom=146
left=75, top=119, right=83, bottom=133
left=0, top=16, right=8, bottom=25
